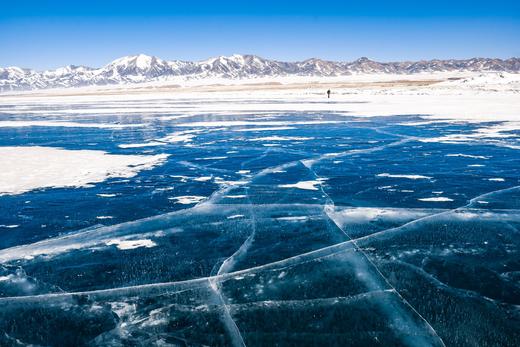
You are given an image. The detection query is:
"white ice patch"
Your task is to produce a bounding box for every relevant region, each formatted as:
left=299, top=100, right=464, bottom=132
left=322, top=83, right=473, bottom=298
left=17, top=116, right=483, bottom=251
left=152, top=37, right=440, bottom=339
left=446, top=153, right=489, bottom=159
left=214, top=178, right=248, bottom=186
left=158, top=131, right=196, bottom=143
left=488, top=178, right=505, bottom=182
left=227, top=214, right=245, bottom=219
left=225, top=195, right=247, bottom=199
left=96, top=216, right=114, bottom=220
left=106, top=239, right=157, bottom=250
left=329, top=207, right=435, bottom=225
left=276, top=216, right=308, bottom=221
left=118, top=141, right=164, bottom=148
left=176, top=120, right=342, bottom=127
left=0, top=146, right=169, bottom=195
left=193, top=176, right=212, bottom=182
left=196, top=156, right=227, bottom=160
left=248, top=136, right=314, bottom=141
left=0, top=121, right=145, bottom=129
left=96, top=193, right=118, bottom=198
left=377, top=173, right=432, bottom=180
left=170, top=195, right=206, bottom=204
left=0, top=224, right=19, bottom=229
left=278, top=180, right=324, bottom=191
left=421, top=122, right=520, bottom=144
left=233, top=127, right=296, bottom=132
left=418, top=197, right=454, bottom=202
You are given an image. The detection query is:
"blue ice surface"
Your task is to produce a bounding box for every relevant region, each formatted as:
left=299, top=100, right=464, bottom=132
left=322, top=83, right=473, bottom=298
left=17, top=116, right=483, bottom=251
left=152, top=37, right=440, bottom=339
left=0, top=109, right=519, bottom=346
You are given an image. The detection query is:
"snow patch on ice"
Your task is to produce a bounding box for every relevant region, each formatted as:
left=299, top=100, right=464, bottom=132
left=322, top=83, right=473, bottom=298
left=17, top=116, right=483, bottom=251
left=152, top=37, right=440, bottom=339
left=446, top=153, right=489, bottom=159
left=118, top=141, right=164, bottom=148
left=233, top=126, right=295, bottom=132
left=249, top=136, right=314, bottom=141
left=0, top=121, right=145, bottom=129
left=377, top=173, right=432, bottom=180
left=0, top=146, right=169, bottom=195
left=418, top=197, right=454, bottom=202
left=227, top=214, right=245, bottom=219
left=169, top=195, right=206, bottom=204
left=279, top=180, right=325, bottom=191
left=96, top=193, right=118, bottom=198
left=276, top=216, right=308, bottom=221
left=106, top=239, right=157, bottom=250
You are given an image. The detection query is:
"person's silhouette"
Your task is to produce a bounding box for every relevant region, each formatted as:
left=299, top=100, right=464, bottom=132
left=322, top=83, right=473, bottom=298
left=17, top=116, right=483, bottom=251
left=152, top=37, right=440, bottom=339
left=327, top=89, right=331, bottom=98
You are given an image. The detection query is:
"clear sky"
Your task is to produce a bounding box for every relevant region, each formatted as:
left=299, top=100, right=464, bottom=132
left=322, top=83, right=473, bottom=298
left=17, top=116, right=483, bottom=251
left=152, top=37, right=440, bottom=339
left=1, top=0, right=519, bottom=70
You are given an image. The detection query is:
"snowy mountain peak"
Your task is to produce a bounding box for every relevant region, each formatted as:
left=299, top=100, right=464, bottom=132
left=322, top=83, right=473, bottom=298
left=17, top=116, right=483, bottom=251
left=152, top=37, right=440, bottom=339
left=107, top=54, right=163, bottom=70
left=355, top=57, right=372, bottom=63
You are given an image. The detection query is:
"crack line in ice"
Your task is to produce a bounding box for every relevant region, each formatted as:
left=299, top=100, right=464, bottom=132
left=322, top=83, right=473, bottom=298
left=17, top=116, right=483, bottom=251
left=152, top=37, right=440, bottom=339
left=2, top=192, right=516, bottom=304
left=204, top=154, right=266, bottom=347
left=193, top=138, right=411, bottom=208
left=303, top=158, right=446, bottom=346
left=351, top=184, right=520, bottom=246
left=207, top=277, right=246, bottom=347
left=389, top=259, right=504, bottom=304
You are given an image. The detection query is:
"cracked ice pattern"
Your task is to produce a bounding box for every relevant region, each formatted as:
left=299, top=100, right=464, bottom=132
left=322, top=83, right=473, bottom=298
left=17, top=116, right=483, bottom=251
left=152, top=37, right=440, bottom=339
left=0, top=98, right=519, bottom=346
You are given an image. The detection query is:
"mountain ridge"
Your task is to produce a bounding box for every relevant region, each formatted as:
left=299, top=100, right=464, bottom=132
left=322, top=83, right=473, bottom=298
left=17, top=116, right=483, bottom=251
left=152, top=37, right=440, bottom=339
left=1, top=54, right=519, bottom=91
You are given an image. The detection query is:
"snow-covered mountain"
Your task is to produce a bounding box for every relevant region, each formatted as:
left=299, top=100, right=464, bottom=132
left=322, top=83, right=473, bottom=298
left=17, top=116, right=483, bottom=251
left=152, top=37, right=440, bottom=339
left=1, top=54, right=519, bottom=91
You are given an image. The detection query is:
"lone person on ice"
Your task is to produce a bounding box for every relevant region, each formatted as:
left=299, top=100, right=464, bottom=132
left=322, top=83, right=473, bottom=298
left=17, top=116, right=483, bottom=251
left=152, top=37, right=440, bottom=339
left=327, top=89, right=331, bottom=98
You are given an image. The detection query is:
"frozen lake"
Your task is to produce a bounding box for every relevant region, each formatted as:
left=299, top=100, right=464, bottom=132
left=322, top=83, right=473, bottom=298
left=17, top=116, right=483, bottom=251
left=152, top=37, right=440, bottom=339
left=0, top=95, right=519, bottom=346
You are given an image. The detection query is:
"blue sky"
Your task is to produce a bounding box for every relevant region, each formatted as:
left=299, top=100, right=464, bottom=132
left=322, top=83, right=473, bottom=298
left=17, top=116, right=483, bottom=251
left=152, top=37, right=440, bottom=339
left=1, top=0, right=519, bottom=70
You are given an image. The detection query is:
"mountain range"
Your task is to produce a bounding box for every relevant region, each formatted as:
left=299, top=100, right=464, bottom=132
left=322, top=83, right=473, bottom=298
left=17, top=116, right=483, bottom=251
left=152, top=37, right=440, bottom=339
left=1, top=54, right=519, bottom=91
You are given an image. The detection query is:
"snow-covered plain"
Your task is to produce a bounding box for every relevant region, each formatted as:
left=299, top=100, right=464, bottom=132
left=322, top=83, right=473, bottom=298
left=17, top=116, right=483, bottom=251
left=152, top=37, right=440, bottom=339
left=1, top=71, right=519, bottom=123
